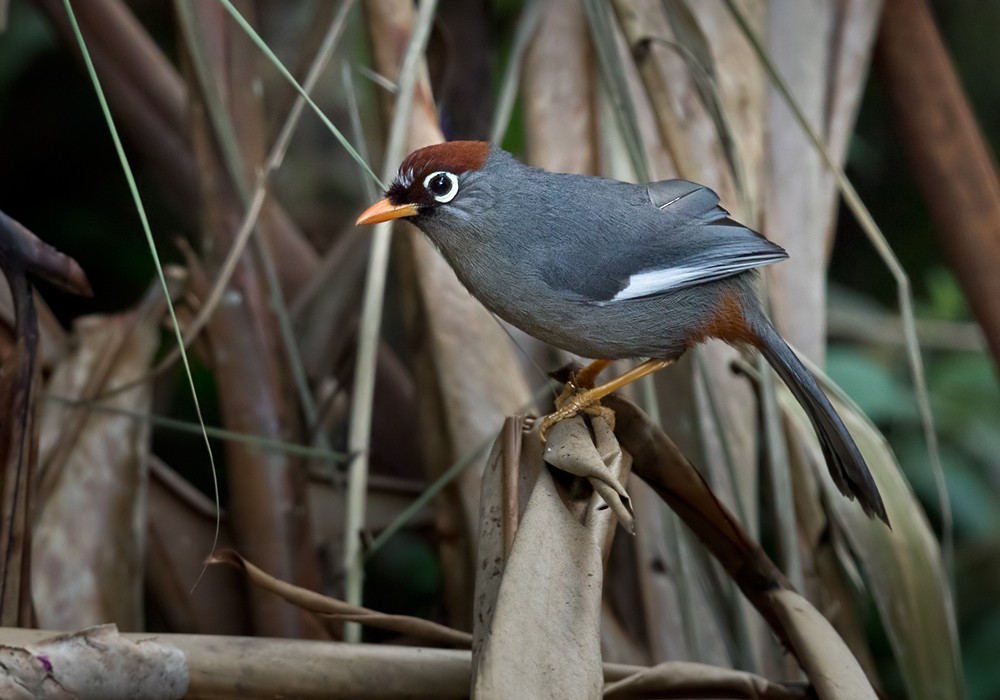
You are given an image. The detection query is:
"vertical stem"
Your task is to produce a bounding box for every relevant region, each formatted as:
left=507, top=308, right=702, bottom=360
left=725, top=0, right=947, bottom=569
left=344, top=0, right=439, bottom=641
left=876, top=0, right=1000, bottom=372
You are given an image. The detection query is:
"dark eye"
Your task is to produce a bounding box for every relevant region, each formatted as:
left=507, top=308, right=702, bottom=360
left=423, top=171, right=459, bottom=203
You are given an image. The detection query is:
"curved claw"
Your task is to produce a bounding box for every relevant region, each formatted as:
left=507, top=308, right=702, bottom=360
left=541, top=358, right=674, bottom=441
left=538, top=392, right=616, bottom=441
left=537, top=412, right=562, bottom=442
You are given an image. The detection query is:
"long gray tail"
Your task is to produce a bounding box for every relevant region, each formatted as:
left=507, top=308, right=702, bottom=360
left=751, top=317, right=889, bottom=524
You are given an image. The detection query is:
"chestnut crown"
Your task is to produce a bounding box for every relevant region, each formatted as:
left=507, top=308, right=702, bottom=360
left=385, top=141, right=490, bottom=211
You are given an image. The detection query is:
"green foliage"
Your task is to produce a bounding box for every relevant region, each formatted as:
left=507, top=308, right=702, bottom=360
left=828, top=275, right=1000, bottom=700
left=0, top=3, right=55, bottom=95
left=363, top=531, right=443, bottom=641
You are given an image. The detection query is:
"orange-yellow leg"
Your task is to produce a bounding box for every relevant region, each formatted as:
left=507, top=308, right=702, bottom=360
left=571, top=359, right=613, bottom=389
left=545, top=359, right=614, bottom=429
left=540, top=358, right=675, bottom=439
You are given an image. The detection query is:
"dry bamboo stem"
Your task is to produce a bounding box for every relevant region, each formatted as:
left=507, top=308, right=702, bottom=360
left=0, top=626, right=652, bottom=700
left=876, top=0, right=1000, bottom=371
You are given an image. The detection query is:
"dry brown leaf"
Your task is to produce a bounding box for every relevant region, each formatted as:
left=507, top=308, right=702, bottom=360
left=0, top=327, right=37, bottom=627
left=779, top=381, right=962, bottom=699
left=769, top=589, right=876, bottom=699
left=582, top=418, right=635, bottom=554
left=603, top=660, right=807, bottom=699
left=33, top=310, right=159, bottom=631
left=471, top=417, right=528, bottom=663
left=545, top=417, right=635, bottom=533
left=472, top=420, right=631, bottom=699
left=1, top=210, right=92, bottom=627
left=474, top=465, right=603, bottom=697
left=211, top=549, right=472, bottom=648
left=523, top=0, right=597, bottom=175
left=610, top=393, right=827, bottom=675
left=365, top=0, right=534, bottom=630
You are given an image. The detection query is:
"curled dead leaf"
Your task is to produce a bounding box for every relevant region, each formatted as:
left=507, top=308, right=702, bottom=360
left=472, top=416, right=633, bottom=698
left=769, top=589, right=877, bottom=699
left=544, top=416, right=635, bottom=533
left=210, top=549, right=471, bottom=648
left=33, top=308, right=159, bottom=631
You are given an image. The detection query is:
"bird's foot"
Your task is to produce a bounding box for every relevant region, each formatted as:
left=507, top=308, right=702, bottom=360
left=539, top=381, right=616, bottom=440
left=538, top=358, right=675, bottom=440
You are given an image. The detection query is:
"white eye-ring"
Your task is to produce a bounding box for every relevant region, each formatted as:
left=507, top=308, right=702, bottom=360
left=423, top=171, right=459, bottom=203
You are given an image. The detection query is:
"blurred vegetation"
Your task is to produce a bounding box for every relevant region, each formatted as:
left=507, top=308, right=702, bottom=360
left=827, top=4, right=1000, bottom=697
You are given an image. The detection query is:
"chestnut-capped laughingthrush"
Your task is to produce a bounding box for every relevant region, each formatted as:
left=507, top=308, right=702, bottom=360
left=356, top=141, right=888, bottom=524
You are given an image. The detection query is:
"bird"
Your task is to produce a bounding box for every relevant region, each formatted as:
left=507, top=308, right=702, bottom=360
left=356, top=141, right=889, bottom=524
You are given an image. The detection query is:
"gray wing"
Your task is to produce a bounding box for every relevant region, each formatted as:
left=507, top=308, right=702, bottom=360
left=610, top=180, right=787, bottom=301
left=542, top=179, right=787, bottom=304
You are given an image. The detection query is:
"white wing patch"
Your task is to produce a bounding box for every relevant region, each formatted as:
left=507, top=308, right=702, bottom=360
left=611, top=266, right=707, bottom=301
left=609, top=253, right=786, bottom=302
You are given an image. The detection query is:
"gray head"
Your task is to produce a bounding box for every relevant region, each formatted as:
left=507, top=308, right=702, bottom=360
left=355, top=141, right=535, bottom=251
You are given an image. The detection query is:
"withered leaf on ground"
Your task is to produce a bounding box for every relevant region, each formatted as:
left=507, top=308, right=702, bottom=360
left=33, top=308, right=159, bottom=632
left=0, top=209, right=91, bottom=627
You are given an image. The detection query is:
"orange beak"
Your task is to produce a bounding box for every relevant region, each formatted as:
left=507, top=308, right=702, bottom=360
left=355, top=198, right=419, bottom=226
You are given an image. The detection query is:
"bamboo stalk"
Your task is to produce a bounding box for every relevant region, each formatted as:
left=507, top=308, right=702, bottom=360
left=610, top=0, right=696, bottom=179
left=344, top=0, right=439, bottom=640
left=723, top=0, right=949, bottom=577
left=182, top=2, right=322, bottom=637
left=0, top=626, right=654, bottom=700
left=34, top=0, right=322, bottom=296
left=875, top=0, right=1000, bottom=371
